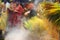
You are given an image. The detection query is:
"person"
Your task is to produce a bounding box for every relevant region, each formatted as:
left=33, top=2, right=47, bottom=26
left=0, top=2, right=7, bottom=40
left=0, top=3, right=3, bottom=40
left=14, top=4, right=24, bottom=26
left=24, top=2, right=37, bottom=19
left=5, top=3, right=24, bottom=34
left=55, top=0, right=60, bottom=3
left=1, top=2, right=8, bottom=30
left=7, top=1, right=17, bottom=27
left=6, top=2, right=10, bottom=10
left=8, top=2, right=24, bottom=27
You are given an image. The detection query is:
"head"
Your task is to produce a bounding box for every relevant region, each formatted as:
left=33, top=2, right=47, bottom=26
left=56, top=0, right=60, bottom=3
left=25, top=2, right=34, bottom=10
left=2, top=2, right=6, bottom=8
left=14, top=4, right=24, bottom=15
left=10, top=1, right=17, bottom=10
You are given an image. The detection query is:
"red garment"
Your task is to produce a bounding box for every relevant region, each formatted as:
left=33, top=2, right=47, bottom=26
left=9, top=12, right=18, bottom=26
left=8, top=5, right=24, bottom=26
left=14, top=5, right=24, bottom=16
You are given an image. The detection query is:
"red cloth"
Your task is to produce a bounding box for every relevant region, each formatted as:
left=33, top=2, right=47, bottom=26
left=8, top=5, right=24, bottom=26
left=14, top=5, right=24, bottom=16
left=9, top=12, right=19, bottom=26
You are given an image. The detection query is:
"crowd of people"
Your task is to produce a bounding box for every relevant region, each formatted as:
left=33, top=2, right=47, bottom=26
left=0, top=1, right=37, bottom=40
left=7, top=1, right=37, bottom=26
left=0, top=0, right=59, bottom=40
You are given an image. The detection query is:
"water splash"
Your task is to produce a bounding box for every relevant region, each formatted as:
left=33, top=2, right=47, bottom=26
left=5, top=27, right=30, bottom=40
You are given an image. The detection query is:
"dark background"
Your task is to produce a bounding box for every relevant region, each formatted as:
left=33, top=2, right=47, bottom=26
left=2, top=0, right=34, bottom=3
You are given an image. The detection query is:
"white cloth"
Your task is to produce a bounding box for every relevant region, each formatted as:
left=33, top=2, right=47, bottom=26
left=6, top=2, right=10, bottom=9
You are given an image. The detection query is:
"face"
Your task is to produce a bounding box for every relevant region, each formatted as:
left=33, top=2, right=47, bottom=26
left=10, top=2, right=17, bottom=10
left=2, top=3, right=5, bottom=8
left=27, top=3, right=34, bottom=10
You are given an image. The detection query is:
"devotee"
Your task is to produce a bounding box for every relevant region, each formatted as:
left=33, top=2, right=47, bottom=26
left=0, top=2, right=7, bottom=40
left=7, top=2, right=24, bottom=28
left=24, top=2, right=37, bottom=19
left=7, top=1, right=17, bottom=27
